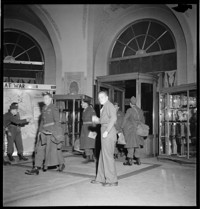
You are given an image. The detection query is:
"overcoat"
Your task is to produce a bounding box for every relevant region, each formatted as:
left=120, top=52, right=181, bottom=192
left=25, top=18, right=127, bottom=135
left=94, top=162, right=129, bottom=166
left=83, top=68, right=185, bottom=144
left=80, top=106, right=96, bottom=149
left=121, top=105, right=145, bottom=148
left=36, top=103, right=64, bottom=167
left=39, top=103, right=64, bottom=145
left=115, top=110, right=125, bottom=133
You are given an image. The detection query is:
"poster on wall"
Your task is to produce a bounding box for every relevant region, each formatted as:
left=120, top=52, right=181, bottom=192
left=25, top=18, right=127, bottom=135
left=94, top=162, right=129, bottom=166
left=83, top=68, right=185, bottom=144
left=3, top=82, right=56, bottom=156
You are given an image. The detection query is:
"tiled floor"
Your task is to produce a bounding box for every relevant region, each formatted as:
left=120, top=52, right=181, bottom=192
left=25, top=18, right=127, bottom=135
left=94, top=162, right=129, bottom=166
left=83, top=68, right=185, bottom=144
left=3, top=152, right=197, bottom=206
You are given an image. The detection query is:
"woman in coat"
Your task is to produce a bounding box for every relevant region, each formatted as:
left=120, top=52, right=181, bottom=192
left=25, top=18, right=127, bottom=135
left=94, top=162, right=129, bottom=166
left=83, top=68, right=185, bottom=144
left=121, top=96, right=145, bottom=166
left=80, top=99, right=97, bottom=163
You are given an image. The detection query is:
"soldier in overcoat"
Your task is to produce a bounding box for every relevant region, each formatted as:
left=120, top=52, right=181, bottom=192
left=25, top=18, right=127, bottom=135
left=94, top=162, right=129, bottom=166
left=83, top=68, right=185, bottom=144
left=3, top=103, right=32, bottom=162
left=80, top=99, right=97, bottom=163
left=25, top=92, right=65, bottom=175
left=121, top=96, right=145, bottom=166
left=91, top=91, right=118, bottom=187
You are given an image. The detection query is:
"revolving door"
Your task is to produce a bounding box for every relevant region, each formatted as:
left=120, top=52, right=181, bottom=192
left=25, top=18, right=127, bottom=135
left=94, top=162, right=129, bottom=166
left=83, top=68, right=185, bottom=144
left=53, top=94, right=92, bottom=150
left=96, top=73, right=158, bottom=156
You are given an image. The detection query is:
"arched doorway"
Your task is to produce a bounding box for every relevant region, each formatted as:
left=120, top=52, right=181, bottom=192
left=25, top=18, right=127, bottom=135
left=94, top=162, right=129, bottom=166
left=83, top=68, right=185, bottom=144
left=3, top=29, right=45, bottom=84
left=96, top=18, right=177, bottom=157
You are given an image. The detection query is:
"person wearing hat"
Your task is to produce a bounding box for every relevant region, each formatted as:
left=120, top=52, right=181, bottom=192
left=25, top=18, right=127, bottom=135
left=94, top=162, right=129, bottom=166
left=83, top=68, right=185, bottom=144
left=3, top=102, right=32, bottom=162
left=121, top=96, right=145, bottom=166
left=25, top=92, right=65, bottom=175
left=80, top=99, right=97, bottom=163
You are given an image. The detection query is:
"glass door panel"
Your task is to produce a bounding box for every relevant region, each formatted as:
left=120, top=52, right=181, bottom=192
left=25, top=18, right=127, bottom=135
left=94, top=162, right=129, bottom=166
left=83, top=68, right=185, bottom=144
left=141, top=83, right=153, bottom=135
left=188, top=90, right=197, bottom=157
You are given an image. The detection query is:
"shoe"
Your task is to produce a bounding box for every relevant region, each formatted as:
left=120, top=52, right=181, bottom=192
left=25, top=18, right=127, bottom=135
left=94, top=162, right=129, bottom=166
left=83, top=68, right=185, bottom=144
left=7, top=154, right=15, bottom=162
left=18, top=154, right=28, bottom=161
left=58, top=164, right=65, bottom=172
left=25, top=168, right=39, bottom=175
left=103, top=182, right=118, bottom=187
left=43, top=165, right=48, bottom=172
left=123, top=158, right=133, bottom=166
left=3, top=160, right=11, bottom=166
left=90, top=180, right=103, bottom=184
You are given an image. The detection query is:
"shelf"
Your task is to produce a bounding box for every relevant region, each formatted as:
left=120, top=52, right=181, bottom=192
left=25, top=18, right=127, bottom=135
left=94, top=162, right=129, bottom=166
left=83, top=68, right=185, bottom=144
left=161, top=121, right=187, bottom=123
left=168, top=108, right=187, bottom=110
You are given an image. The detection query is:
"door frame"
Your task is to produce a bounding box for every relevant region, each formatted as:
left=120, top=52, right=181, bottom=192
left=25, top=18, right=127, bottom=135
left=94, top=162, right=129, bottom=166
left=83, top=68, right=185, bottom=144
left=96, top=72, right=158, bottom=156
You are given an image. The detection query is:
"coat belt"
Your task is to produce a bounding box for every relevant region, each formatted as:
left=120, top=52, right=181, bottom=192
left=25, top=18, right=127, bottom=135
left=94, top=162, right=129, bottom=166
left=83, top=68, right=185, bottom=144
left=43, top=122, right=55, bottom=127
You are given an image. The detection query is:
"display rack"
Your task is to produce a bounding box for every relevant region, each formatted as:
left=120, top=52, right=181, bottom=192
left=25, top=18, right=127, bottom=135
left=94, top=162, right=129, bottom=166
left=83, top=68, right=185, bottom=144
left=159, top=83, right=197, bottom=159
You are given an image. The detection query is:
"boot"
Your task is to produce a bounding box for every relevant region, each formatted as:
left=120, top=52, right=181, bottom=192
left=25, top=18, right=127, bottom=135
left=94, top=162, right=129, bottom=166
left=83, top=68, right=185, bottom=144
left=7, top=154, right=15, bottom=162
left=18, top=153, right=28, bottom=161
left=25, top=167, right=39, bottom=175
left=3, top=159, right=11, bottom=166
left=43, top=165, right=48, bottom=172
left=134, top=157, right=141, bottom=165
left=82, top=156, right=90, bottom=163
left=133, top=155, right=137, bottom=161
left=123, top=158, right=133, bottom=166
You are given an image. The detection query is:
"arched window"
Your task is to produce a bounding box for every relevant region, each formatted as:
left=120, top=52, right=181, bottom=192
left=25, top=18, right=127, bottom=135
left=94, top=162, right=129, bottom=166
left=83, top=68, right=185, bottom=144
left=109, top=19, right=177, bottom=75
left=3, top=29, right=44, bottom=84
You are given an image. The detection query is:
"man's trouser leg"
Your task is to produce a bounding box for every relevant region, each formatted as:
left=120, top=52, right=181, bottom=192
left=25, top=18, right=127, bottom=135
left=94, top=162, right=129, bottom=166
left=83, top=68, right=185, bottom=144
left=14, top=131, right=24, bottom=155
left=96, top=127, right=118, bottom=184
left=7, top=133, right=14, bottom=155
left=95, top=150, right=106, bottom=183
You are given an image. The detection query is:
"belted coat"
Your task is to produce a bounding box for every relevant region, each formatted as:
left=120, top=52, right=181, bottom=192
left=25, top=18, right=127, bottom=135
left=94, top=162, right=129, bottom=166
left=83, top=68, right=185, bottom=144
left=80, top=106, right=96, bottom=149
left=121, top=105, right=145, bottom=148
left=36, top=103, right=64, bottom=167
left=38, top=103, right=64, bottom=146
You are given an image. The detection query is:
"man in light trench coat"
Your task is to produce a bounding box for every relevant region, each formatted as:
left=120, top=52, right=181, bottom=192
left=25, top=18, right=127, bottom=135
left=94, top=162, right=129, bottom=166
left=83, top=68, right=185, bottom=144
left=91, top=91, right=118, bottom=186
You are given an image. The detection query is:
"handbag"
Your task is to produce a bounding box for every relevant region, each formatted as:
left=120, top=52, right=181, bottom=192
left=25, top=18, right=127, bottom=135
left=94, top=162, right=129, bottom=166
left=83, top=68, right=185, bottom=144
left=117, top=132, right=126, bottom=145
left=133, top=107, right=149, bottom=137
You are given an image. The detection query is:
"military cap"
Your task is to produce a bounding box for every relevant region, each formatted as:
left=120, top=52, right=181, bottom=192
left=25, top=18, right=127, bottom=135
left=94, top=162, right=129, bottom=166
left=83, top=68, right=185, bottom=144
left=130, top=96, right=137, bottom=105
left=42, top=92, right=53, bottom=98
left=10, top=102, right=18, bottom=110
